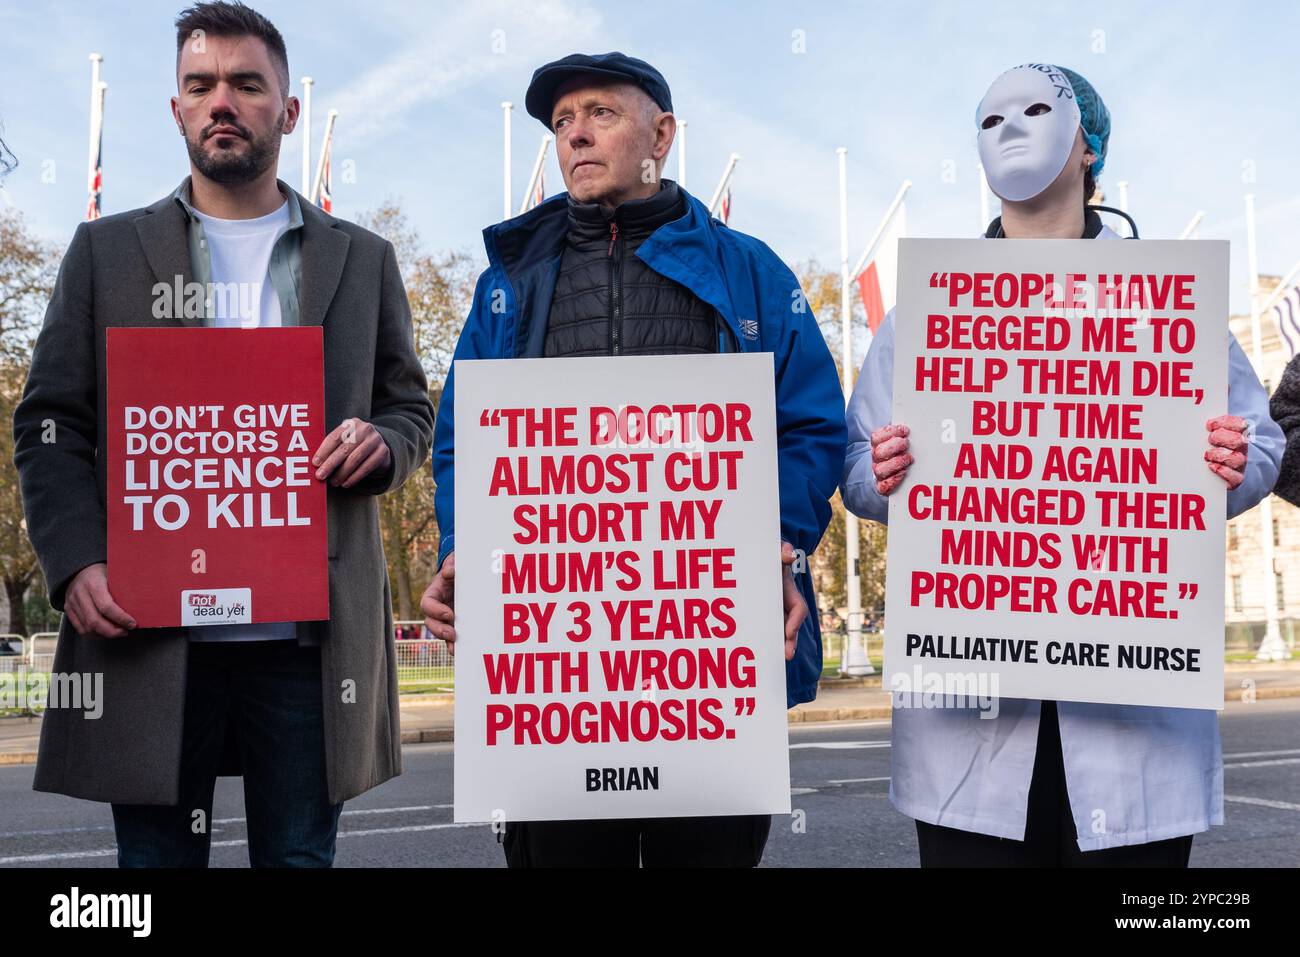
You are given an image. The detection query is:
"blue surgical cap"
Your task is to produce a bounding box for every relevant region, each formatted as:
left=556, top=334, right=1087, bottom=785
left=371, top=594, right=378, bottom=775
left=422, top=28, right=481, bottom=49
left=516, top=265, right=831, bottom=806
left=1057, top=66, right=1110, bottom=177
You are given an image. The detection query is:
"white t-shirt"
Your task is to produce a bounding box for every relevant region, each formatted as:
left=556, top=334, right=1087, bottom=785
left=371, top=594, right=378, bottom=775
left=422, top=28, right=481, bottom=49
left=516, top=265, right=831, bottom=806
left=189, top=200, right=298, bottom=643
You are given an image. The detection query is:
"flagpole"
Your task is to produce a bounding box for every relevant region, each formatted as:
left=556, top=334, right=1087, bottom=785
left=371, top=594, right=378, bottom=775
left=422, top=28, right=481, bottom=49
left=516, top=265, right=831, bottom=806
left=1178, top=211, right=1204, bottom=241
left=301, top=76, right=313, bottom=194
left=1246, top=194, right=1289, bottom=661
left=310, top=109, right=337, bottom=204
left=978, top=163, right=990, bottom=232
left=851, top=180, right=912, bottom=280
left=836, top=147, right=873, bottom=677
left=502, top=101, right=513, bottom=220
left=707, top=153, right=739, bottom=216
left=677, top=120, right=687, bottom=188
left=1117, top=181, right=1131, bottom=237
left=519, top=135, right=552, bottom=215
left=86, top=54, right=102, bottom=209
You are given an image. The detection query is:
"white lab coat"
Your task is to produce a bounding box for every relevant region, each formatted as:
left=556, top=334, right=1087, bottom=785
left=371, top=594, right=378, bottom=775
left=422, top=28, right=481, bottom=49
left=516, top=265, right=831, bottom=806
left=842, top=225, right=1285, bottom=850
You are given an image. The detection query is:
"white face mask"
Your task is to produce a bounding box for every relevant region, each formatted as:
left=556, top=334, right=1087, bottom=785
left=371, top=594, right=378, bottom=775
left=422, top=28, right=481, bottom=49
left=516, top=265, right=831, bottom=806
left=977, top=65, right=1082, bottom=202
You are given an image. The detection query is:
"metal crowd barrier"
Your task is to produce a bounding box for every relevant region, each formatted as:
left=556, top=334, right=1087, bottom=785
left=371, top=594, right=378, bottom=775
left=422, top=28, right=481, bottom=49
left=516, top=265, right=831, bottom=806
left=5, top=625, right=455, bottom=695
left=392, top=622, right=454, bottom=690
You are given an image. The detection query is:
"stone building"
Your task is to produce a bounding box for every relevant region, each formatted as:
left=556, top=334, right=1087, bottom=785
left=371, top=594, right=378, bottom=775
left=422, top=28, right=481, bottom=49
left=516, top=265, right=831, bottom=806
left=1226, top=275, right=1299, bottom=656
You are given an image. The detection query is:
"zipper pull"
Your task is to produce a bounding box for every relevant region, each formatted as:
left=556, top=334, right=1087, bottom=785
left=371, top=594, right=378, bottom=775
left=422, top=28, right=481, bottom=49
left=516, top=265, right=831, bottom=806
left=608, top=221, right=618, bottom=257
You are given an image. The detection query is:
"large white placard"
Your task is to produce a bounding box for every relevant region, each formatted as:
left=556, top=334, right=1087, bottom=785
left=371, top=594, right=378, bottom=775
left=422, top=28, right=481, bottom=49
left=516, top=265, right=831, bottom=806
left=454, top=353, right=792, bottom=822
left=885, top=239, right=1229, bottom=710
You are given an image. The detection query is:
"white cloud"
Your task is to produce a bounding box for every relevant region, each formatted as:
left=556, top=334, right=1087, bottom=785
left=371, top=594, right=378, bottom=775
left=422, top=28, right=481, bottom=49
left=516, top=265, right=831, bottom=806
left=327, top=0, right=605, bottom=140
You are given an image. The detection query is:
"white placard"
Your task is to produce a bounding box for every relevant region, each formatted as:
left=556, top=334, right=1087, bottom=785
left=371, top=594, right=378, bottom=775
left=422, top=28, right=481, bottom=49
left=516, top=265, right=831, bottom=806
left=453, top=353, right=792, bottom=822
left=885, top=239, right=1229, bottom=710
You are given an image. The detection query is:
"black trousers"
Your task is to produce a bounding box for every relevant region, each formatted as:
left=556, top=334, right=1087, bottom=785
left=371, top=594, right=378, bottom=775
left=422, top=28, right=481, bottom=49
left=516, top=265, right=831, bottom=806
left=915, top=701, right=1195, bottom=867
left=503, top=815, right=772, bottom=868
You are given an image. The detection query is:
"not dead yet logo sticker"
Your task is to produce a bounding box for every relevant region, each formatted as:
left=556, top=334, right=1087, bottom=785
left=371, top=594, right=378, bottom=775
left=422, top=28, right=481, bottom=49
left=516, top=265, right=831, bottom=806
left=181, top=588, right=252, bottom=625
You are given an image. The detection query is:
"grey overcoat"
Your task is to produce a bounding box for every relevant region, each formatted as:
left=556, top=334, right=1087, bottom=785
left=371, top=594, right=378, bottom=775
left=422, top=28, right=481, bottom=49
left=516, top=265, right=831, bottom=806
left=12, top=182, right=435, bottom=805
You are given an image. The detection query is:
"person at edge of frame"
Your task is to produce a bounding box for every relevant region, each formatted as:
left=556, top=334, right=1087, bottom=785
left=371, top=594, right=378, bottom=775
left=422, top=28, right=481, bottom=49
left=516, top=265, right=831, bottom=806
left=12, top=0, right=434, bottom=867
left=841, top=62, right=1283, bottom=867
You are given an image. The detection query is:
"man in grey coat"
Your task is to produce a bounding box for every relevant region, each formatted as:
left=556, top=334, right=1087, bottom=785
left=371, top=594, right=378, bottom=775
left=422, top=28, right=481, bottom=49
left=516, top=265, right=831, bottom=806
left=11, top=1, right=433, bottom=866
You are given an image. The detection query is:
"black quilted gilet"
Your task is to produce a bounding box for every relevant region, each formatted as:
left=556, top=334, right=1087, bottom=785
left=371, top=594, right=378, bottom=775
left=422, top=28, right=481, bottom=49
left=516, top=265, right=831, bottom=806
left=544, top=181, right=719, bottom=358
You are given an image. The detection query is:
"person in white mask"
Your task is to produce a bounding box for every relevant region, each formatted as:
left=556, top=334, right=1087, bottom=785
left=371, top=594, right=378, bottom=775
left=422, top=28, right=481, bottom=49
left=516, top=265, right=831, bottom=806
left=842, top=63, right=1283, bottom=866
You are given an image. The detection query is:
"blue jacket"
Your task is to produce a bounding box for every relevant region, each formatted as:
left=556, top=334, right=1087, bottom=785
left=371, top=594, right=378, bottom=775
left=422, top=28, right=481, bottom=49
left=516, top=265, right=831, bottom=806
left=432, top=186, right=847, bottom=707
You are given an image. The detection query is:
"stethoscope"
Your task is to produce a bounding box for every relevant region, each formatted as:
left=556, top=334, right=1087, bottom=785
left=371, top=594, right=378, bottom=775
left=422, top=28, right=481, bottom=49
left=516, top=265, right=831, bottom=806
left=1090, top=204, right=1141, bottom=239
left=991, top=204, right=1140, bottom=239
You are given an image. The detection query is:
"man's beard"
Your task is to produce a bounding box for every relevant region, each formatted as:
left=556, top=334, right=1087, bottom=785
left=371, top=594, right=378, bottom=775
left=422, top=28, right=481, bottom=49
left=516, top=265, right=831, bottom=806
left=185, top=111, right=282, bottom=184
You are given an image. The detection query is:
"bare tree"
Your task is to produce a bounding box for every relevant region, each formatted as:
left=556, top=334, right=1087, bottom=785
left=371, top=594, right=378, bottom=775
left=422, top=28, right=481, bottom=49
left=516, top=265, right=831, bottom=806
left=0, top=211, right=59, bottom=636
left=354, top=203, right=478, bottom=619
left=794, top=260, right=887, bottom=633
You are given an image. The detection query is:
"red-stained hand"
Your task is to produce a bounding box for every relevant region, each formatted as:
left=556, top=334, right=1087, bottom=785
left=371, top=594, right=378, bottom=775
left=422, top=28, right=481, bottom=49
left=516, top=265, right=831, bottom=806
left=781, top=541, right=807, bottom=661
left=1205, top=415, right=1249, bottom=490
left=871, top=423, right=913, bottom=496
left=312, top=418, right=392, bottom=489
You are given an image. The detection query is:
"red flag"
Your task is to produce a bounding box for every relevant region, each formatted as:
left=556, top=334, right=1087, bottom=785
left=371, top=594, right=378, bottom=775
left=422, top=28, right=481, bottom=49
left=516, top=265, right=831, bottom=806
left=854, top=202, right=905, bottom=334
left=857, top=262, right=885, bottom=334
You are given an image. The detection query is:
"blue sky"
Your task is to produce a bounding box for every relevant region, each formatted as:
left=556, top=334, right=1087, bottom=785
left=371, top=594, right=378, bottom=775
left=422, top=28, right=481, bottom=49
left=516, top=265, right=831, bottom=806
left=2, top=0, right=1298, bottom=318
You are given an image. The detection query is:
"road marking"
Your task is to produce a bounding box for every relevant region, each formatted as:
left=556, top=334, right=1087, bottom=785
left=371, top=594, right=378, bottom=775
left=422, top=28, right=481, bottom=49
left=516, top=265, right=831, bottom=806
left=826, top=776, right=892, bottom=785
left=790, top=720, right=892, bottom=731
left=0, top=821, right=485, bottom=865
left=215, top=803, right=453, bottom=824
left=1225, top=794, right=1300, bottom=812
left=1222, top=748, right=1300, bottom=760
left=0, top=804, right=458, bottom=842
left=1224, top=757, right=1300, bottom=769
left=337, top=822, right=485, bottom=838
left=789, top=741, right=890, bottom=751
left=0, top=824, right=115, bottom=838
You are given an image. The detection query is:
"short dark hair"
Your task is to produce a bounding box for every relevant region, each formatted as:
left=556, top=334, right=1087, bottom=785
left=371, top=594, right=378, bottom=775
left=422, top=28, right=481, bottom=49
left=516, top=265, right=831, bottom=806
left=174, top=1, right=290, bottom=96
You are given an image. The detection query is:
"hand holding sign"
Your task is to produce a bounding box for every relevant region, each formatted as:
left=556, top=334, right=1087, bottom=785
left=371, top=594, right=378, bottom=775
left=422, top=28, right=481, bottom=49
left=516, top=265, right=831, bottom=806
left=1204, top=415, right=1249, bottom=490
left=871, top=423, right=913, bottom=495
left=313, top=417, right=392, bottom=488
left=780, top=541, right=807, bottom=661
left=65, top=563, right=136, bottom=639
left=420, top=552, right=457, bottom=651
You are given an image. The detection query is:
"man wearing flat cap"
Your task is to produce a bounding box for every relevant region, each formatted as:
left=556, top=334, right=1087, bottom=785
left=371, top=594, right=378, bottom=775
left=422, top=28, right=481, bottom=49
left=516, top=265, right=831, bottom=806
left=421, top=52, right=845, bottom=867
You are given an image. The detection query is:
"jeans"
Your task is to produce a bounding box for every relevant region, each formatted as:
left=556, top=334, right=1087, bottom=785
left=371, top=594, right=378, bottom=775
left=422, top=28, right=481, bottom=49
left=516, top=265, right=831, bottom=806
left=111, top=639, right=342, bottom=867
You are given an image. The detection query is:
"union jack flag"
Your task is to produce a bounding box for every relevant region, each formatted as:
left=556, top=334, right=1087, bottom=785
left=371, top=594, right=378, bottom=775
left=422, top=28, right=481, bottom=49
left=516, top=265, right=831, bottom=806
left=86, top=110, right=103, bottom=220
left=1273, top=281, right=1300, bottom=360
left=718, top=186, right=731, bottom=225
left=316, top=135, right=332, bottom=214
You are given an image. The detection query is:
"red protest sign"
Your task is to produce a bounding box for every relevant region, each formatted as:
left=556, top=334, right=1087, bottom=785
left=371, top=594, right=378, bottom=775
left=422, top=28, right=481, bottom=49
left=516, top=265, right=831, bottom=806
left=106, top=328, right=329, bottom=628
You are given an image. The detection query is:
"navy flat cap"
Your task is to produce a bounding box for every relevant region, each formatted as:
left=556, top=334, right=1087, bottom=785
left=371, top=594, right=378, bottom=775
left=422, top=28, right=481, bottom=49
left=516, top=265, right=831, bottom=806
left=525, top=52, right=673, bottom=128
